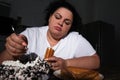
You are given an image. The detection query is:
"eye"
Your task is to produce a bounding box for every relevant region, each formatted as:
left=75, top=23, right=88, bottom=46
left=64, top=19, right=72, bottom=25
left=54, top=13, right=61, bottom=19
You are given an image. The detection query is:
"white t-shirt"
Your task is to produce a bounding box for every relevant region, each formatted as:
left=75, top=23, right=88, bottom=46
left=21, top=26, right=96, bottom=60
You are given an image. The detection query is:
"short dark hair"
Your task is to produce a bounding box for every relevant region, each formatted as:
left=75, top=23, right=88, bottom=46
left=44, top=0, right=83, bottom=33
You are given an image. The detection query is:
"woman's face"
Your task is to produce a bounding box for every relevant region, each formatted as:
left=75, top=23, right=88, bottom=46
left=48, top=7, right=73, bottom=39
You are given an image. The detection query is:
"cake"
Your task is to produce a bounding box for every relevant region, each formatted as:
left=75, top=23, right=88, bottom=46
left=0, top=53, right=51, bottom=80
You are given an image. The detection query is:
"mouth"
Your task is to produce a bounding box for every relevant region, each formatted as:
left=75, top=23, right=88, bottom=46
left=54, top=26, right=62, bottom=31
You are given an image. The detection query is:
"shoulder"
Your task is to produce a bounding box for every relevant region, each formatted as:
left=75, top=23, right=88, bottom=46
left=26, top=26, right=48, bottom=32
left=65, top=32, right=91, bottom=46
left=67, top=32, right=96, bottom=56
left=21, top=26, right=48, bottom=35
left=62, top=32, right=86, bottom=46
left=66, top=32, right=85, bottom=41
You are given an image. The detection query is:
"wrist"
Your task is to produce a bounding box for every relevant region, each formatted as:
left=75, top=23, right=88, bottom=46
left=66, top=59, right=70, bottom=67
left=0, top=50, right=14, bottom=64
left=4, top=50, right=15, bottom=60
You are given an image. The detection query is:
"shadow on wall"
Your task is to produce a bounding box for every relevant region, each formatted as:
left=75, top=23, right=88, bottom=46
left=81, top=20, right=115, bottom=67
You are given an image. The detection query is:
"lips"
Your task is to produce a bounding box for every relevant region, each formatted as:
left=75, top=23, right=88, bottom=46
left=54, top=26, right=62, bottom=31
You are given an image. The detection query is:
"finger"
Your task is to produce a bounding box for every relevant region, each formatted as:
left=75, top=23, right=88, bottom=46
left=7, top=34, right=27, bottom=50
left=53, top=62, right=59, bottom=67
left=5, top=42, right=26, bottom=56
left=18, top=34, right=28, bottom=46
left=45, top=56, right=57, bottom=62
left=6, top=39, right=27, bottom=52
left=51, top=65, right=60, bottom=71
left=10, top=33, right=27, bottom=47
left=6, top=46, right=25, bottom=57
left=50, top=61, right=61, bottom=70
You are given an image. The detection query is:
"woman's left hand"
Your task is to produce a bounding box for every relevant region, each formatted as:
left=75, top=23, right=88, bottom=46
left=46, top=56, right=67, bottom=71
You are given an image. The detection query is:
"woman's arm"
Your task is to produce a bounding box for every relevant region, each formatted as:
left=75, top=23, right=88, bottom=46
left=0, top=33, right=28, bottom=64
left=66, top=53, right=100, bottom=69
left=0, top=50, right=14, bottom=64
left=46, top=53, right=100, bottom=71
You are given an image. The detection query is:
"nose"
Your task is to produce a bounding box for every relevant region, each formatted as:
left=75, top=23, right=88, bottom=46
left=58, top=20, right=64, bottom=27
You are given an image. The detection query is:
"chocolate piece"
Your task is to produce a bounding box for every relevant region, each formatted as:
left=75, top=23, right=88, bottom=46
left=44, top=47, right=54, bottom=59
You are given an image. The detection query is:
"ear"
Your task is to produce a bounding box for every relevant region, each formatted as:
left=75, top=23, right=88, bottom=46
left=48, top=14, right=52, bottom=23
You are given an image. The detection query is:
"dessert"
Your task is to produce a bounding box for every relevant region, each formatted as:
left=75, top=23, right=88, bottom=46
left=0, top=53, right=51, bottom=80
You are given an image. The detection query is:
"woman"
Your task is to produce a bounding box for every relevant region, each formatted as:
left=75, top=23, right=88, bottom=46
left=0, top=0, right=100, bottom=72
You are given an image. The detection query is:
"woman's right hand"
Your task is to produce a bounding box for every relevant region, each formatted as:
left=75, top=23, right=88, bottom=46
left=5, top=33, right=28, bottom=57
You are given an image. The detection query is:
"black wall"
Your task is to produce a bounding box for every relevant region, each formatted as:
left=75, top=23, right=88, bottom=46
left=82, top=21, right=115, bottom=67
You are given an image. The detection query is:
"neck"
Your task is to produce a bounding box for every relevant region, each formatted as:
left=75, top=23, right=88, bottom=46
left=47, top=31, right=60, bottom=47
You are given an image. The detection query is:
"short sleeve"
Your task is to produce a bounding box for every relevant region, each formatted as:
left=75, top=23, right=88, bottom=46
left=74, top=35, right=96, bottom=57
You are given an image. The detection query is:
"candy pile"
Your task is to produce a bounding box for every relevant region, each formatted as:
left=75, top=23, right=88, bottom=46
left=0, top=56, right=51, bottom=80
